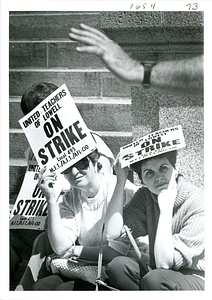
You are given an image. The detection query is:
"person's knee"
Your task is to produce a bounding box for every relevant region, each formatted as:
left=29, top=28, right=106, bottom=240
left=141, top=269, right=175, bottom=290
left=106, top=256, right=129, bottom=286
left=33, top=232, right=48, bottom=246
left=32, top=232, right=52, bottom=256
left=106, top=256, right=140, bottom=290
left=106, top=256, right=126, bottom=278
left=140, top=269, right=161, bottom=290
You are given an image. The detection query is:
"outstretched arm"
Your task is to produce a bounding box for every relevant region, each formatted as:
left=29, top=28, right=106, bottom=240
left=151, top=55, right=203, bottom=97
left=69, top=23, right=203, bottom=97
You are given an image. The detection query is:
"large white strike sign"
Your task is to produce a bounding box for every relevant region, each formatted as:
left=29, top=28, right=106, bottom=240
left=19, top=84, right=97, bottom=174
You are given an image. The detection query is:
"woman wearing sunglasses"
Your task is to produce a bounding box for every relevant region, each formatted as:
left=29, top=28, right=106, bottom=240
left=16, top=149, right=138, bottom=290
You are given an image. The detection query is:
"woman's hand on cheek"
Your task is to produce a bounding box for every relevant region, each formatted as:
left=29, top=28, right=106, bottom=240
left=158, top=169, right=177, bottom=214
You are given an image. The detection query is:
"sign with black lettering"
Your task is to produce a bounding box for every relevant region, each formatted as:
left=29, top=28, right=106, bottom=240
left=9, top=164, right=69, bottom=230
left=19, top=84, right=97, bottom=174
left=9, top=164, right=47, bottom=230
left=120, top=125, right=186, bottom=168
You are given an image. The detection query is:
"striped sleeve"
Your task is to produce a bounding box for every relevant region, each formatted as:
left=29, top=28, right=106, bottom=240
left=172, top=187, right=204, bottom=271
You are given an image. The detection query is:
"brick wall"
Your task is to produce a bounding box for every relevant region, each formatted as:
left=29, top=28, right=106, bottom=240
left=9, top=11, right=204, bottom=203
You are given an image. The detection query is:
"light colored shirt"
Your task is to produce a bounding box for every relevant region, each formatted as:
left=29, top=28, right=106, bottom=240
left=59, top=173, right=138, bottom=254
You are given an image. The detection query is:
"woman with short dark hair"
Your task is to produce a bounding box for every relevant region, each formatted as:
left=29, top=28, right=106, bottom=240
left=105, top=150, right=204, bottom=290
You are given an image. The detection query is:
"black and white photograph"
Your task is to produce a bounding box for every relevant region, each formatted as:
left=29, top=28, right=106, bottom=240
left=1, top=0, right=211, bottom=298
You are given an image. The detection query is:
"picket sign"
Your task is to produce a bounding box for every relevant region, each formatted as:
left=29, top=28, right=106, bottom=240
left=19, top=84, right=97, bottom=174
left=9, top=164, right=70, bottom=230
left=10, top=84, right=96, bottom=230
left=120, top=125, right=186, bottom=168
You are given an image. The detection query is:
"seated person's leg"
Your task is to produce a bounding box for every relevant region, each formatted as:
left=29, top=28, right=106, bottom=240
left=106, top=256, right=140, bottom=290
left=10, top=229, right=42, bottom=261
left=73, top=279, right=96, bottom=291
left=10, top=229, right=42, bottom=277
left=10, top=244, right=20, bottom=281
left=15, top=231, right=53, bottom=291
left=10, top=229, right=43, bottom=287
left=141, top=269, right=205, bottom=290
left=55, top=280, right=75, bottom=291
left=31, top=276, right=94, bottom=291
left=31, top=275, right=65, bottom=290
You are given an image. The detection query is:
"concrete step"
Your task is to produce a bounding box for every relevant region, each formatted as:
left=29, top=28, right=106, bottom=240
left=9, top=97, right=132, bottom=131
left=9, top=12, right=100, bottom=41
left=10, top=41, right=203, bottom=71
left=9, top=70, right=131, bottom=98
left=9, top=41, right=105, bottom=70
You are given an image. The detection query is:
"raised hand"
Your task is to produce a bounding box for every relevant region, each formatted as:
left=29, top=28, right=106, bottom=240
left=69, top=23, right=144, bottom=85
left=38, top=166, right=57, bottom=201
left=113, top=152, right=129, bottom=184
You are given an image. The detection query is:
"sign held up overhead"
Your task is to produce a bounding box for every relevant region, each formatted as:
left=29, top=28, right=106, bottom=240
left=19, top=84, right=97, bottom=174
left=120, top=125, right=186, bottom=168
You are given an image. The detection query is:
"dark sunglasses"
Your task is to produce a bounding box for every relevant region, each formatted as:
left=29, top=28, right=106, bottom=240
left=61, top=157, right=89, bottom=175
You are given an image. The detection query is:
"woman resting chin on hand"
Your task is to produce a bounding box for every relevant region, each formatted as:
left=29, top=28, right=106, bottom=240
left=105, top=150, right=204, bottom=291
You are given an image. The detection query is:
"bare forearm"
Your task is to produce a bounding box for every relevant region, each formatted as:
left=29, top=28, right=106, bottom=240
left=150, top=55, right=203, bottom=96
left=154, top=213, right=174, bottom=269
left=38, top=169, right=73, bottom=254
left=105, top=181, right=125, bottom=240
left=119, top=55, right=204, bottom=96
left=47, top=200, right=72, bottom=255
